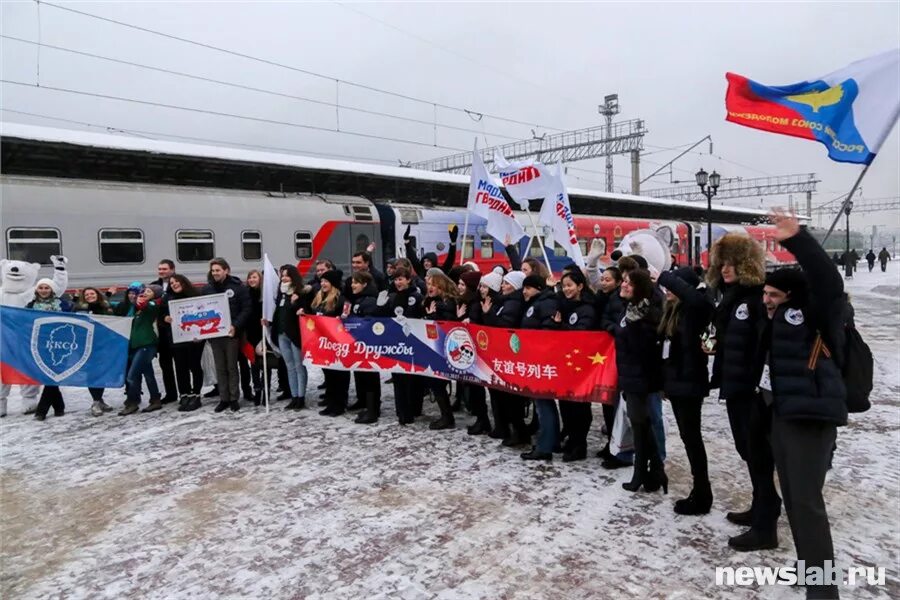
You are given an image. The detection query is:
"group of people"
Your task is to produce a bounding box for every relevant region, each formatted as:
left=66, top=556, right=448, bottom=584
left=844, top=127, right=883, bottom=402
left=832, top=246, right=892, bottom=273
left=6, top=214, right=850, bottom=598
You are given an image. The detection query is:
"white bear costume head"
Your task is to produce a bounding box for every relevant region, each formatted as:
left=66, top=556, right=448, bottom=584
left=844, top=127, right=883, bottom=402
left=0, top=256, right=68, bottom=308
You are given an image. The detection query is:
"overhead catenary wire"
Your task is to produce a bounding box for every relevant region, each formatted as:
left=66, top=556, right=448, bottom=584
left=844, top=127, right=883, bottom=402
left=37, top=0, right=568, bottom=134
left=0, top=35, right=528, bottom=143
left=0, top=108, right=402, bottom=164
left=1, top=79, right=476, bottom=153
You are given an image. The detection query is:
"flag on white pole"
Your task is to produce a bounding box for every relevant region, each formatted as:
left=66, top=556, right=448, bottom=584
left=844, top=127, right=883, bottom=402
left=493, top=150, right=557, bottom=210
left=467, top=143, right=526, bottom=244
left=262, top=253, right=279, bottom=349
left=539, top=162, right=586, bottom=269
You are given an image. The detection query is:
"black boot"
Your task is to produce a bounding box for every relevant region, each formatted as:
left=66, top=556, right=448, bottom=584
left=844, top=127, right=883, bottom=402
left=230, top=401, right=240, bottom=412
left=214, top=400, right=230, bottom=413
left=674, top=480, right=713, bottom=515
left=501, top=425, right=530, bottom=447
left=726, top=508, right=754, bottom=526
left=562, top=443, right=588, bottom=462
left=355, top=393, right=380, bottom=424
left=203, top=386, right=219, bottom=398
left=520, top=447, right=552, bottom=461
left=727, top=528, right=778, bottom=551
left=285, top=397, right=306, bottom=410
left=429, top=390, right=455, bottom=430
left=643, top=432, right=668, bottom=494
left=276, top=390, right=292, bottom=401
left=242, top=386, right=253, bottom=402
left=622, top=422, right=649, bottom=492
left=467, top=418, right=491, bottom=435
left=347, top=397, right=366, bottom=411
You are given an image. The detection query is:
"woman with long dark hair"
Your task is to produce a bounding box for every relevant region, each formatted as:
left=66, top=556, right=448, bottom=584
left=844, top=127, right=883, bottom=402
left=311, top=269, right=349, bottom=416
left=239, top=269, right=264, bottom=403
left=615, top=269, right=666, bottom=493
left=162, top=274, right=206, bottom=412
left=271, top=265, right=310, bottom=410
left=657, top=267, right=715, bottom=514
left=75, top=287, right=115, bottom=416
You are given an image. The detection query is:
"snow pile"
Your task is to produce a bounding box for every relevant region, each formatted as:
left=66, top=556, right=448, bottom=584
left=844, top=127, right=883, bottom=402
left=1, top=263, right=897, bottom=599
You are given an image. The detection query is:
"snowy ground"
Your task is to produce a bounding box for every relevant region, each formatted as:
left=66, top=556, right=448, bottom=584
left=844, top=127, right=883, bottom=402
left=1, top=262, right=898, bottom=599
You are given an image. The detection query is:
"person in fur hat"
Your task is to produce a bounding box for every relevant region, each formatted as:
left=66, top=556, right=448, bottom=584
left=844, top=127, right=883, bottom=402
left=707, top=232, right=780, bottom=551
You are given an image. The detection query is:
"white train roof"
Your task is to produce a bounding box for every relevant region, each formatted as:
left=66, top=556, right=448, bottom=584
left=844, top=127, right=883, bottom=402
left=1, top=122, right=773, bottom=222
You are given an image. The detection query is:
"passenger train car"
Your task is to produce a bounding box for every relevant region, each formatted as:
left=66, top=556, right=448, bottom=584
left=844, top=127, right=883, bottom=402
left=1, top=124, right=790, bottom=290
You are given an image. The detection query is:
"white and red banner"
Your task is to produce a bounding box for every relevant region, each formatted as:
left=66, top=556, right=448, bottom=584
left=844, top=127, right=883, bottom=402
left=539, top=162, right=586, bottom=269
left=467, top=144, right=525, bottom=244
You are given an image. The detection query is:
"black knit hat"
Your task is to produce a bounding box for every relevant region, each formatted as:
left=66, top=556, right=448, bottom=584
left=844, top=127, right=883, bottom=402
left=320, top=270, right=343, bottom=289
left=671, top=266, right=700, bottom=288
left=765, top=268, right=806, bottom=297
left=522, top=274, right=546, bottom=291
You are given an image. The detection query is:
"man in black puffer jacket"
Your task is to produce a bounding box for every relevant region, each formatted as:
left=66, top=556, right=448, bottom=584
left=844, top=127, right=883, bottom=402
left=202, top=257, right=252, bottom=413
left=707, top=233, right=781, bottom=551
left=347, top=271, right=382, bottom=424
left=758, top=211, right=847, bottom=600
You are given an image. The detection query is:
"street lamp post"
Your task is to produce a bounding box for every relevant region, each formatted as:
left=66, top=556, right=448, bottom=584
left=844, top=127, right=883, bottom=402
left=696, top=168, right=721, bottom=267
left=844, top=200, right=854, bottom=278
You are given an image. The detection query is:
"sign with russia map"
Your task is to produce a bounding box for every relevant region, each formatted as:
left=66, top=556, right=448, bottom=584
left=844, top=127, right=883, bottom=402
left=169, top=293, right=232, bottom=344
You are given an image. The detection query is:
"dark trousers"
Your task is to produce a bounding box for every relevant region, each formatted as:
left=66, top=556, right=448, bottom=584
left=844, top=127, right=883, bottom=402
left=867, top=260, right=875, bottom=272
left=88, top=387, right=105, bottom=402
left=881, top=260, right=888, bottom=272
left=670, top=396, right=710, bottom=486
left=727, top=392, right=781, bottom=531
left=35, top=386, right=64, bottom=417
left=489, top=389, right=509, bottom=436
left=392, top=373, right=416, bottom=423
left=410, top=376, right=425, bottom=417
left=238, top=353, right=261, bottom=396
left=209, top=337, right=240, bottom=404
left=157, top=338, right=177, bottom=400
left=464, top=383, right=488, bottom=422
left=559, top=399, right=593, bottom=449
left=354, top=371, right=381, bottom=404
left=324, top=369, right=350, bottom=413
left=173, top=342, right=205, bottom=396
left=602, top=398, right=617, bottom=439
left=771, top=417, right=839, bottom=600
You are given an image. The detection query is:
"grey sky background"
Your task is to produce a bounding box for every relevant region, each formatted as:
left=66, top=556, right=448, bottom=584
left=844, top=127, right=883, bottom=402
left=2, top=1, right=898, bottom=232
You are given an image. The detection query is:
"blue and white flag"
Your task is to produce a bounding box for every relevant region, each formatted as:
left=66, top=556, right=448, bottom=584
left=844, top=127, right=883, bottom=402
left=0, top=306, right=132, bottom=387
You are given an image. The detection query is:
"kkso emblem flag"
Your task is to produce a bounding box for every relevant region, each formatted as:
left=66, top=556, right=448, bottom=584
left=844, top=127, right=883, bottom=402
left=30, top=317, right=94, bottom=382
left=1, top=306, right=132, bottom=387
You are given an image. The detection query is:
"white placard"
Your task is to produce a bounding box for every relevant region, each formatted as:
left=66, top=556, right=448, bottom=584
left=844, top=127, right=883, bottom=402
left=169, top=293, right=232, bottom=344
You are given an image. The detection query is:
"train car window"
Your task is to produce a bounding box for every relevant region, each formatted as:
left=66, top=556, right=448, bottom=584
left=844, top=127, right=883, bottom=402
left=528, top=237, right=543, bottom=258
left=355, top=234, right=370, bottom=253
left=295, top=231, right=313, bottom=259
left=461, top=235, right=475, bottom=259
left=480, top=235, right=494, bottom=259
left=350, top=206, right=374, bottom=222
left=176, top=230, right=215, bottom=262
left=98, top=229, right=145, bottom=264
left=6, top=228, right=61, bottom=265
left=578, top=239, right=588, bottom=256
left=398, top=207, right=420, bottom=224
left=242, top=231, right=262, bottom=261
left=553, top=242, right=567, bottom=257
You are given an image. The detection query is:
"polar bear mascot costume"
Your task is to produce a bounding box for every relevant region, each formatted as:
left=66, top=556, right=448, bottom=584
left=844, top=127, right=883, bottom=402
left=0, top=255, right=69, bottom=417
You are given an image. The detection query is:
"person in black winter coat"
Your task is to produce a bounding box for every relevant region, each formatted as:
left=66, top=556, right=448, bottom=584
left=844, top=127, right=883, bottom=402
left=201, top=258, right=252, bottom=412
left=343, top=250, right=388, bottom=303
left=271, top=265, right=310, bottom=411
left=657, top=267, right=714, bottom=514
left=865, top=249, right=876, bottom=272
left=707, top=233, right=781, bottom=551
left=615, top=269, right=666, bottom=493
left=161, top=274, right=206, bottom=412
left=346, top=271, right=382, bottom=424
left=758, top=211, right=848, bottom=599
left=377, top=266, right=424, bottom=424
left=481, top=270, right=530, bottom=447
left=551, top=269, right=597, bottom=462
left=238, top=270, right=264, bottom=403
left=878, top=247, right=891, bottom=272
left=456, top=270, right=492, bottom=435
left=311, top=269, right=350, bottom=416
left=422, top=270, right=461, bottom=430
left=595, top=266, right=629, bottom=467
left=519, top=275, right=560, bottom=461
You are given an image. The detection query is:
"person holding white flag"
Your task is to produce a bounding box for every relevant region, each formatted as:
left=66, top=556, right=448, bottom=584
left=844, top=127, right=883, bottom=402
left=259, top=253, right=281, bottom=409
left=538, top=162, right=587, bottom=270
left=268, top=264, right=309, bottom=410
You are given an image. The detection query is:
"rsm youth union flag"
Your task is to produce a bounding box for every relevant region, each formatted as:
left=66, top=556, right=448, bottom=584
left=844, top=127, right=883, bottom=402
left=725, top=49, right=900, bottom=164
left=0, top=306, right=132, bottom=387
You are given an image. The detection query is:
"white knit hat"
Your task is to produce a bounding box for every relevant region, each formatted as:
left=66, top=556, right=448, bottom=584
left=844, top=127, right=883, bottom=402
left=503, top=270, right=526, bottom=291
left=35, top=278, right=56, bottom=290
left=462, top=261, right=480, bottom=272
left=480, top=272, right=503, bottom=293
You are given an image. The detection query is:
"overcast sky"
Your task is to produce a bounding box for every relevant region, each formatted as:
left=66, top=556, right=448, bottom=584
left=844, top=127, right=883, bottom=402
left=2, top=1, right=899, bottom=232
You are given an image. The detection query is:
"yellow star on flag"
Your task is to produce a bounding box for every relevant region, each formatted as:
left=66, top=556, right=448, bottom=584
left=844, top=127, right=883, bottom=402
left=565, top=353, right=572, bottom=359
left=305, top=319, right=316, bottom=331
left=589, top=353, right=606, bottom=365
left=575, top=366, right=582, bottom=372
left=566, top=361, right=573, bottom=367
left=573, top=349, right=580, bottom=354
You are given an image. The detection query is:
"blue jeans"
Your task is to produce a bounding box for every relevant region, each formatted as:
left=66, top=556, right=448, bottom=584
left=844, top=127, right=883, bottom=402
left=126, top=345, right=159, bottom=405
left=649, top=393, right=667, bottom=462
left=535, top=399, right=560, bottom=453
left=278, top=336, right=307, bottom=398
